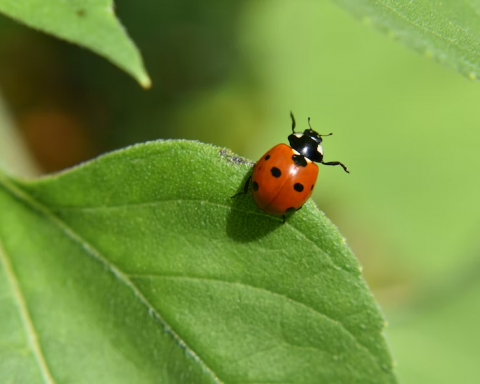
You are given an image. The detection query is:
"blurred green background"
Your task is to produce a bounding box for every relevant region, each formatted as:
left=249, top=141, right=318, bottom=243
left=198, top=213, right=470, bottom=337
left=1, top=1, right=480, bottom=382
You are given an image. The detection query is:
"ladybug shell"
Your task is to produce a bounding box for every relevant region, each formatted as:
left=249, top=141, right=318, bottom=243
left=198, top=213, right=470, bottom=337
left=251, top=143, right=318, bottom=215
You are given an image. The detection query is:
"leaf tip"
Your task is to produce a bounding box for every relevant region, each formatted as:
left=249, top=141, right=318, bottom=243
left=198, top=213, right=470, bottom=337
left=139, top=73, right=152, bottom=89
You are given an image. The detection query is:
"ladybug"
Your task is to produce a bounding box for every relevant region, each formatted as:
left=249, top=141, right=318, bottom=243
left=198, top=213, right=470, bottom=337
left=232, top=112, right=349, bottom=223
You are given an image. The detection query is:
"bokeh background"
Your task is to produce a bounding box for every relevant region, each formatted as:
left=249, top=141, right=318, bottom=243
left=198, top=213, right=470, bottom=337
left=1, top=1, right=480, bottom=382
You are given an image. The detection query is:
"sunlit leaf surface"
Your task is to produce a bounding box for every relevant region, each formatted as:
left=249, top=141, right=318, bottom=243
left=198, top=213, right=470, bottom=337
left=0, top=141, right=396, bottom=383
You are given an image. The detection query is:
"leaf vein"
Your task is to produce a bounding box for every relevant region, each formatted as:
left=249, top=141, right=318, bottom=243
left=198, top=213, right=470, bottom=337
left=376, top=0, right=480, bottom=63
left=0, top=236, right=55, bottom=384
left=0, top=175, right=223, bottom=384
left=54, top=198, right=353, bottom=275
left=128, top=273, right=382, bottom=370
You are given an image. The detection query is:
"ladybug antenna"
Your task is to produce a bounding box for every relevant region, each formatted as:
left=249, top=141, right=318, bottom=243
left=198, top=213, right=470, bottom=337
left=290, top=111, right=296, bottom=133
left=308, top=117, right=332, bottom=137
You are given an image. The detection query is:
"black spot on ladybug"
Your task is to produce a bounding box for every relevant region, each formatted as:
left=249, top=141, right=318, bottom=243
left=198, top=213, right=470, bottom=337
left=252, top=181, right=259, bottom=191
left=270, top=167, right=282, bottom=178
left=294, top=183, right=304, bottom=192
left=265, top=154, right=270, bottom=160
left=311, top=184, right=314, bottom=190
left=285, top=207, right=296, bottom=213
left=292, top=154, right=307, bottom=167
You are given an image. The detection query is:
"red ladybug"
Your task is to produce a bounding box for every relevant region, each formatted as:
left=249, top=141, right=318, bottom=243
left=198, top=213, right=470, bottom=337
left=232, top=112, right=349, bottom=223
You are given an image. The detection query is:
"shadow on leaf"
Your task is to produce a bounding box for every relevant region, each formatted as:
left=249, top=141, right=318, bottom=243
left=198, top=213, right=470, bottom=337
left=226, top=170, right=282, bottom=242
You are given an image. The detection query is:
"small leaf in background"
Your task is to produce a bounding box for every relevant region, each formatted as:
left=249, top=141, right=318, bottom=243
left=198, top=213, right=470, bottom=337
left=0, top=141, right=397, bottom=383
left=335, top=0, right=480, bottom=80
left=0, top=0, right=150, bottom=88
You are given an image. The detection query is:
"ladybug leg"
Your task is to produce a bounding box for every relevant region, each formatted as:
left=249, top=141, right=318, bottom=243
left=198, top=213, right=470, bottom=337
left=321, top=161, right=350, bottom=174
left=283, top=206, right=302, bottom=224
left=231, top=175, right=251, bottom=198
left=290, top=111, right=296, bottom=133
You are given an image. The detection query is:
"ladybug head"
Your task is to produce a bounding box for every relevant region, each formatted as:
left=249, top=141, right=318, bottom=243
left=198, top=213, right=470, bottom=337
left=303, top=127, right=327, bottom=144
left=288, top=114, right=331, bottom=163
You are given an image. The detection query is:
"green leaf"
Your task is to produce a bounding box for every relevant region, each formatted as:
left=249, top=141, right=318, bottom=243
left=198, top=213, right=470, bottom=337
left=335, top=0, right=480, bottom=80
left=0, top=0, right=150, bottom=88
left=0, top=140, right=396, bottom=383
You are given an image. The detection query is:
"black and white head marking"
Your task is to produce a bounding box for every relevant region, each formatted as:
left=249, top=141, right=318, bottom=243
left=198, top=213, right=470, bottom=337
left=289, top=112, right=349, bottom=173
left=317, top=144, right=324, bottom=157
left=288, top=130, right=324, bottom=163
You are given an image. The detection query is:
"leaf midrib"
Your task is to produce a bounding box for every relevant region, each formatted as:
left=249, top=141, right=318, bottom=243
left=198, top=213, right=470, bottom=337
left=0, top=174, right=223, bottom=384
left=0, top=235, right=55, bottom=384
left=41, top=196, right=381, bottom=370
left=128, top=273, right=382, bottom=369
left=0, top=172, right=385, bottom=379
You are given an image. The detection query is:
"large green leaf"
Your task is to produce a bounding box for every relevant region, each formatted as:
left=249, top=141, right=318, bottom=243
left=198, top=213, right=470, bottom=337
left=336, top=0, right=480, bottom=80
left=0, top=140, right=396, bottom=383
left=0, top=0, right=150, bottom=88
